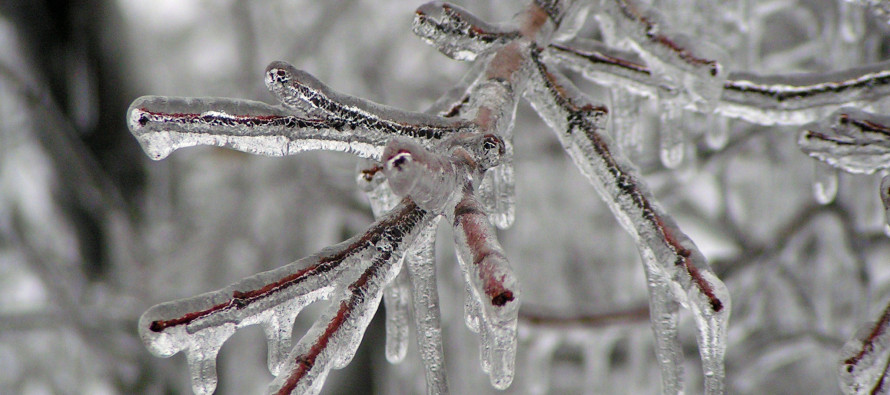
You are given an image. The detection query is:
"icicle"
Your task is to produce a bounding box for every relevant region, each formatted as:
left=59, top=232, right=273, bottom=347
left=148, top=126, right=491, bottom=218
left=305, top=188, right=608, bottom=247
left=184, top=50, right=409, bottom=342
left=643, top=264, right=685, bottom=394
left=263, top=302, right=301, bottom=376
left=405, top=219, right=449, bottom=394
left=813, top=161, right=840, bottom=205
left=461, top=255, right=483, bottom=333
left=689, top=268, right=730, bottom=395
left=384, top=267, right=411, bottom=363
left=659, top=90, right=686, bottom=169
left=525, top=330, right=560, bottom=395
left=705, top=112, right=730, bottom=150
left=611, top=88, right=644, bottom=156
left=185, top=328, right=233, bottom=395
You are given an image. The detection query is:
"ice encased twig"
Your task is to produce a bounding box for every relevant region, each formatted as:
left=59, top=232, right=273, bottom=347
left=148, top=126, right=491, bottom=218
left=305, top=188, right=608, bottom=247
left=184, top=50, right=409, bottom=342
left=451, top=190, right=521, bottom=389
left=840, top=302, right=890, bottom=394
left=800, top=108, right=890, bottom=175
left=412, top=2, right=521, bottom=62
left=139, top=199, right=432, bottom=395
left=524, top=50, right=730, bottom=394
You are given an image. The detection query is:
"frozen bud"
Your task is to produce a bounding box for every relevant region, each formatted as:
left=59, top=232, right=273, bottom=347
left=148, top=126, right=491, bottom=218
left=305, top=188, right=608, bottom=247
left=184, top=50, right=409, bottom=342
left=382, top=138, right=461, bottom=212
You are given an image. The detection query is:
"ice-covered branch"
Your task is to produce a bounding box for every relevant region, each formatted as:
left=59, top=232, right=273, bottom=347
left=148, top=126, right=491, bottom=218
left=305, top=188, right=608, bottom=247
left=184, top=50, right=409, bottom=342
left=128, top=64, right=475, bottom=161
left=524, top=48, right=730, bottom=394
left=547, top=39, right=661, bottom=97
left=799, top=108, right=890, bottom=174
left=723, top=63, right=890, bottom=125
left=412, top=2, right=521, bottom=61
left=451, top=189, right=521, bottom=389
left=548, top=39, right=890, bottom=125
left=139, top=200, right=432, bottom=395
left=128, top=96, right=370, bottom=160
left=840, top=301, right=890, bottom=394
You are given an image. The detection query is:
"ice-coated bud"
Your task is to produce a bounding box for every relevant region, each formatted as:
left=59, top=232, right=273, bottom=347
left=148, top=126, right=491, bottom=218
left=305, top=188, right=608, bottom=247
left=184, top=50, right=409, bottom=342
left=382, top=138, right=461, bottom=212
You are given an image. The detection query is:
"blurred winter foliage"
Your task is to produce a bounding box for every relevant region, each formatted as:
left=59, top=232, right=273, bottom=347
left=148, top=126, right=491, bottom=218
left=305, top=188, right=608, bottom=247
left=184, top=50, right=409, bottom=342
left=2, top=0, right=890, bottom=394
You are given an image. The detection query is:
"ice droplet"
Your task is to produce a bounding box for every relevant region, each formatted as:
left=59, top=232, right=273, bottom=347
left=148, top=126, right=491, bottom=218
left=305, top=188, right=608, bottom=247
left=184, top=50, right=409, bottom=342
left=813, top=162, right=839, bottom=205
left=705, top=112, right=730, bottom=150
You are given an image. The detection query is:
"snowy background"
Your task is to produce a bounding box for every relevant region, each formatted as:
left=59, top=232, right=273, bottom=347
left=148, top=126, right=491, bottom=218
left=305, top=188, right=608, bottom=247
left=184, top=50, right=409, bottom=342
left=2, top=0, right=890, bottom=394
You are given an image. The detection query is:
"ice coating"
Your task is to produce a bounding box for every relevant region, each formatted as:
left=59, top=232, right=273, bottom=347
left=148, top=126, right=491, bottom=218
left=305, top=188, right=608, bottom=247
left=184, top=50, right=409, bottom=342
left=799, top=108, right=890, bottom=174
left=525, top=49, right=729, bottom=394
left=127, top=96, right=384, bottom=160
left=840, top=302, right=890, bottom=394
left=722, top=62, right=890, bottom=125
left=464, top=50, right=527, bottom=228
left=546, top=38, right=659, bottom=97
left=120, top=0, right=753, bottom=392
left=356, top=161, right=413, bottom=365
left=265, top=61, right=474, bottom=145
left=412, top=2, right=520, bottom=61
left=127, top=92, right=470, bottom=162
